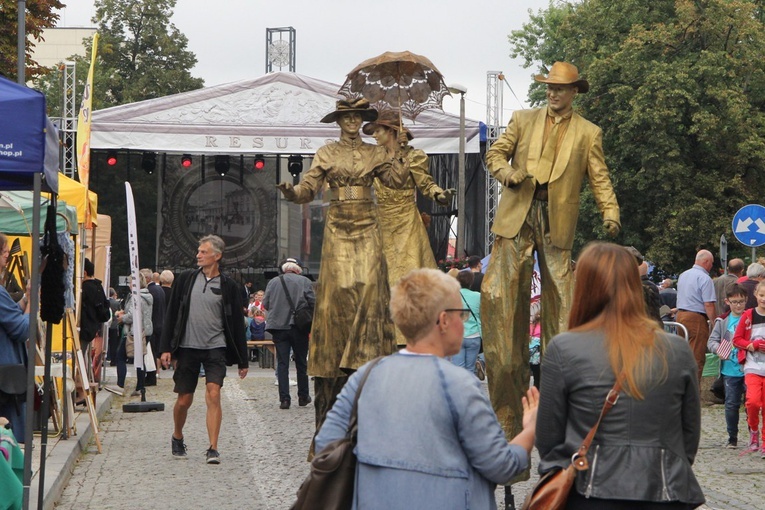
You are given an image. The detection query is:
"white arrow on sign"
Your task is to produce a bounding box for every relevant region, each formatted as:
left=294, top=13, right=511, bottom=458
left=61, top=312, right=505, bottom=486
left=756, top=218, right=765, bottom=234
left=736, top=217, right=754, bottom=233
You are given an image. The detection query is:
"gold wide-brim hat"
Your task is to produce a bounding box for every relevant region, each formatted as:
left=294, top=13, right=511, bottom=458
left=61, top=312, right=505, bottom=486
left=362, top=110, right=414, bottom=140
left=320, top=98, right=379, bottom=123
left=534, top=61, right=589, bottom=93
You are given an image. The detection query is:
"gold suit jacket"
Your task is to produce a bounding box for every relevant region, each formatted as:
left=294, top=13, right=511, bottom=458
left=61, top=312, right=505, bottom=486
left=486, top=108, right=620, bottom=250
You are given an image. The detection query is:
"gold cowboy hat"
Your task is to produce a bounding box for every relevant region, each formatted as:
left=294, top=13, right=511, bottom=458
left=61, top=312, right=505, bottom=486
left=320, top=98, right=379, bottom=123
left=362, top=110, right=414, bottom=140
left=534, top=62, right=589, bottom=93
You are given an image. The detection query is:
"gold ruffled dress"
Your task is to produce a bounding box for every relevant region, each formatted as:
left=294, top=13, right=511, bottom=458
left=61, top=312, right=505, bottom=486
left=374, top=146, right=446, bottom=346
left=288, top=134, right=397, bottom=378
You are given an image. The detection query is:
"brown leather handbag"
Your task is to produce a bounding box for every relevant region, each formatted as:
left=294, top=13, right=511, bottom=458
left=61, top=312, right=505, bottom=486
left=522, top=379, right=622, bottom=510
left=290, top=357, right=383, bottom=510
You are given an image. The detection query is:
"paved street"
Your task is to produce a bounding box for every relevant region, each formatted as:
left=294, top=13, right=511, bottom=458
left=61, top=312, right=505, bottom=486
left=52, top=364, right=765, bottom=510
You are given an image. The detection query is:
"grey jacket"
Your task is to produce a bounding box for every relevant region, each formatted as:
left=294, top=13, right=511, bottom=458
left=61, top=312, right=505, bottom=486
left=121, top=289, right=153, bottom=338
left=537, top=330, right=704, bottom=505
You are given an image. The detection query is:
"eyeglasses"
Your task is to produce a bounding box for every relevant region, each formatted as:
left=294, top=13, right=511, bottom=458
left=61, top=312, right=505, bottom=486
left=436, top=308, right=471, bottom=324
left=727, top=299, right=747, bottom=305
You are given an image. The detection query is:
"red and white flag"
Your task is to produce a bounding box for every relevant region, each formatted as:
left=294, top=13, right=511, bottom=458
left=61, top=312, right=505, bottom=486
left=716, top=337, right=733, bottom=361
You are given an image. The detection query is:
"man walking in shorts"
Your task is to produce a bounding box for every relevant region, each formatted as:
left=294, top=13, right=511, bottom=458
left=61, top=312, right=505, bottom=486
left=160, top=235, right=248, bottom=464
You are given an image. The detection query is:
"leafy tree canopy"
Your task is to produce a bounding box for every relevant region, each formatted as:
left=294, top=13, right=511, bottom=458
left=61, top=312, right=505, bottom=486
left=0, top=0, right=64, bottom=81
left=509, top=0, right=765, bottom=275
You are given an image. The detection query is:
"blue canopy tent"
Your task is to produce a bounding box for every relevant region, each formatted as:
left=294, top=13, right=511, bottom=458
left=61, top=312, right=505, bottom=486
left=0, top=75, right=59, bottom=192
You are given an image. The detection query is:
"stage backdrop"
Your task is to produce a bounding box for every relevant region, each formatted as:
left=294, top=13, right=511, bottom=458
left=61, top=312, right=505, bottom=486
left=157, top=154, right=278, bottom=270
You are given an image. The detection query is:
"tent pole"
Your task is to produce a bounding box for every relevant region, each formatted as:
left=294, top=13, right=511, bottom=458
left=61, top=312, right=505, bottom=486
left=154, top=154, right=164, bottom=268
left=17, top=0, right=25, bottom=84
left=22, top=172, right=41, bottom=510
left=36, top=323, right=54, bottom=509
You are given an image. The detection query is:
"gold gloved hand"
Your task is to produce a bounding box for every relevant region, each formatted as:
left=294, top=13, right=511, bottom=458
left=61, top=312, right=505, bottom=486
left=603, top=219, right=620, bottom=237
left=276, top=182, right=297, bottom=201
left=436, top=188, right=456, bottom=205
left=502, top=168, right=529, bottom=187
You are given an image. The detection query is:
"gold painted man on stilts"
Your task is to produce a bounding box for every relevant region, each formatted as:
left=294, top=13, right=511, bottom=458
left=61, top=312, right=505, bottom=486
left=481, top=62, right=620, bottom=478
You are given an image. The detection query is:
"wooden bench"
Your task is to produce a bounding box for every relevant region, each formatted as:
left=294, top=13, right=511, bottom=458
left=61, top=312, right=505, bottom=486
left=247, top=340, right=275, bottom=369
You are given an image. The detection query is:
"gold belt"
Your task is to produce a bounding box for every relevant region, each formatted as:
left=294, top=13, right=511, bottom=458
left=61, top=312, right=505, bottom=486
left=329, top=186, right=372, bottom=201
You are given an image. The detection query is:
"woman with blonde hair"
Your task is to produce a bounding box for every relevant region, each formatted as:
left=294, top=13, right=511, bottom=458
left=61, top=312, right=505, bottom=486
left=315, top=268, right=538, bottom=509
left=536, top=242, right=704, bottom=509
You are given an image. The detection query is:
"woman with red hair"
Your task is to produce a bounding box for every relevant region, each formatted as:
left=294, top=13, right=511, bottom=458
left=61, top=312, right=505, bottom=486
left=535, top=242, right=705, bottom=509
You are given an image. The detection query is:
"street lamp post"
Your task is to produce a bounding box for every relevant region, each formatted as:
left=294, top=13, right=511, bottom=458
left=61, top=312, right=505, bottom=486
left=448, top=84, right=467, bottom=259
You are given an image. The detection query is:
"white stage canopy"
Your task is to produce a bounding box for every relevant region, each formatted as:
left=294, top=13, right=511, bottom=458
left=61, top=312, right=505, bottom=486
left=91, top=72, right=482, bottom=155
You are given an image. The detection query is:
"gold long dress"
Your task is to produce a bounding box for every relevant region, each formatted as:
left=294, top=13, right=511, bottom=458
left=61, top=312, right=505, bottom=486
left=287, top=133, right=397, bottom=378
left=373, top=146, right=446, bottom=346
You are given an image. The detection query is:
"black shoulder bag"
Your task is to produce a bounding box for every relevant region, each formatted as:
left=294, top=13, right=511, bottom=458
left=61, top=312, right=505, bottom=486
left=291, top=356, right=383, bottom=510
left=0, top=364, right=27, bottom=416
left=279, top=275, right=313, bottom=334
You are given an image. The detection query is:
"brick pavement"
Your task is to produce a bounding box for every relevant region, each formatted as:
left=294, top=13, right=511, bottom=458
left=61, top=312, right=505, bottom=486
left=49, top=366, right=765, bottom=509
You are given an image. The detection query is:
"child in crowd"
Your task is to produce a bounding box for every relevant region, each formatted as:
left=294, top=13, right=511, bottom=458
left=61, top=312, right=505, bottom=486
left=250, top=308, right=266, bottom=341
left=529, top=301, right=541, bottom=389
left=246, top=308, right=265, bottom=363
left=732, top=281, right=765, bottom=456
left=708, top=284, right=747, bottom=448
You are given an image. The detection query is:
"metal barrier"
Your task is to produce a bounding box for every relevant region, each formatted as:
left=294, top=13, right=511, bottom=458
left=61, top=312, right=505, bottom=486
left=663, top=321, right=689, bottom=342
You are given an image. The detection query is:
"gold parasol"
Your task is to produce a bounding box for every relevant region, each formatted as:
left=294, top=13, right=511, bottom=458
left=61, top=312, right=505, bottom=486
left=338, top=51, right=451, bottom=121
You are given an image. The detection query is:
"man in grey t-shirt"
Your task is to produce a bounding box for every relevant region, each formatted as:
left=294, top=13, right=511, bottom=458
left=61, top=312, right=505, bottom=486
left=160, top=235, right=248, bottom=464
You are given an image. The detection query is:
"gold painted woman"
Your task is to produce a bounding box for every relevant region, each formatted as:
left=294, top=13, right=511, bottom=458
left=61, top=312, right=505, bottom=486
left=277, top=99, right=398, bottom=446
left=363, top=110, right=454, bottom=346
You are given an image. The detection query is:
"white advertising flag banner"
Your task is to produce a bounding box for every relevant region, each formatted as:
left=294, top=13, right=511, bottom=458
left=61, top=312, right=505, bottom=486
left=125, top=182, right=143, bottom=369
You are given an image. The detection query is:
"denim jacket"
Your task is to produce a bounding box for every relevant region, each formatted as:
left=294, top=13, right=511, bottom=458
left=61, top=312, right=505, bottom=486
left=315, top=353, right=528, bottom=510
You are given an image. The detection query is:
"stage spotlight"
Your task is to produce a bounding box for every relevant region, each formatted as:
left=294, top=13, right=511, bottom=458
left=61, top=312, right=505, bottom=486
left=141, top=152, right=157, bottom=175
left=288, top=155, right=303, bottom=176
left=181, top=154, right=193, bottom=168
left=215, top=155, right=230, bottom=176
left=106, top=150, right=118, bottom=166
left=253, top=154, right=265, bottom=171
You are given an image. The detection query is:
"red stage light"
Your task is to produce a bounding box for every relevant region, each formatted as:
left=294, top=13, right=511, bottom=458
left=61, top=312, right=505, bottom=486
left=253, top=155, right=265, bottom=171
left=181, top=154, right=193, bottom=168
left=106, top=150, right=118, bottom=166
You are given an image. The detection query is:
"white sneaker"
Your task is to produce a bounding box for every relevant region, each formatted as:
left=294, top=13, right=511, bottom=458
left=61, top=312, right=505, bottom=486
left=104, top=385, right=124, bottom=396
left=289, top=379, right=297, bottom=386
left=273, top=378, right=279, bottom=386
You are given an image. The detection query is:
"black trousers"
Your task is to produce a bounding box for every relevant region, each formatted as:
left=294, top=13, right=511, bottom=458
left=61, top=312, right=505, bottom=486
left=271, top=327, right=309, bottom=403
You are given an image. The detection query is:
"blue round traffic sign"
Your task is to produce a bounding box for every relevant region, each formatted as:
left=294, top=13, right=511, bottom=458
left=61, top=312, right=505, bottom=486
left=733, top=204, right=765, bottom=247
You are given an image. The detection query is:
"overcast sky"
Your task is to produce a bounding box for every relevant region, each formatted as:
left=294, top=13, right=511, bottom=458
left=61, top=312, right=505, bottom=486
left=54, top=0, right=552, bottom=122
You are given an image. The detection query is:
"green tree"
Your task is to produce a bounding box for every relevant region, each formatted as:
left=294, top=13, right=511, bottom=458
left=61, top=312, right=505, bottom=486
left=509, top=0, right=765, bottom=274
left=0, top=0, right=64, bottom=81
left=91, top=0, right=204, bottom=105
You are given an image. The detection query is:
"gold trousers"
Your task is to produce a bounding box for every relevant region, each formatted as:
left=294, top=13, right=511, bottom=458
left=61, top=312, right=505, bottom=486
left=481, top=200, right=573, bottom=443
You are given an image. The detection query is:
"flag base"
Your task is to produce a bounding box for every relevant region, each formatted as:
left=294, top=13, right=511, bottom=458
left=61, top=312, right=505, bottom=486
left=123, top=401, right=165, bottom=413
